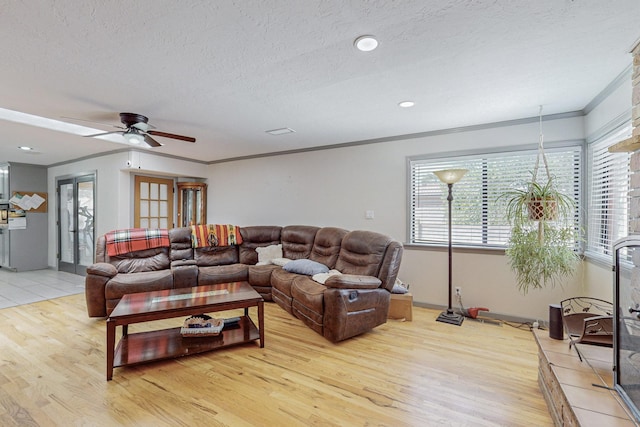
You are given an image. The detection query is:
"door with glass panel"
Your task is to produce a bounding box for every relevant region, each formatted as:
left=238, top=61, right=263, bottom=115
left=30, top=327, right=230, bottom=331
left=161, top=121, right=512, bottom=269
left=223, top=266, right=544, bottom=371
left=58, top=175, right=95, bottom=275
left=134, top=176, right=173, bottom=229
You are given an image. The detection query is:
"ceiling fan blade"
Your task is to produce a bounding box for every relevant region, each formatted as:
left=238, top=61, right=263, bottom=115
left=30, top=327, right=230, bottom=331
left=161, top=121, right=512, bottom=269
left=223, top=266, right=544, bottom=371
left=62, top=116, right=125, bottom=129
left=84, top=130, right=124, bottom=137
left=144, top=134, right=162, bottom=147
left=147, top=130, right=196, bottom=143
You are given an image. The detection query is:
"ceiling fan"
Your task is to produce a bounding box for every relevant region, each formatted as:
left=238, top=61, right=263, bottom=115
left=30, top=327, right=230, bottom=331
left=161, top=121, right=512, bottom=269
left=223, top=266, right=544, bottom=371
left=84, top=113, right=196, bottom=147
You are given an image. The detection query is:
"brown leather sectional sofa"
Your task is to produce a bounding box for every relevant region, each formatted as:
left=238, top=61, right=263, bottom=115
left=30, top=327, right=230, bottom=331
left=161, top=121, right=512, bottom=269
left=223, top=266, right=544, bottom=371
left=85, top=225, right=403, bottom=342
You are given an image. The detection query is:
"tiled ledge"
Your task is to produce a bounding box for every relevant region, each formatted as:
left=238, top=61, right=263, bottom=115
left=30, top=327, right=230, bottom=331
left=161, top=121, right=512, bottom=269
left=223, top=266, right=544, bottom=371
left=533, top=329, right=638, bottom=426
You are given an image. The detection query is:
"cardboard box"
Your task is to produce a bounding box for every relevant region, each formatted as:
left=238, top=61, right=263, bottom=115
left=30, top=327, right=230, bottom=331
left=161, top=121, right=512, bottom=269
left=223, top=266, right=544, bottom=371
left=388, top=292, right=413, bottom=321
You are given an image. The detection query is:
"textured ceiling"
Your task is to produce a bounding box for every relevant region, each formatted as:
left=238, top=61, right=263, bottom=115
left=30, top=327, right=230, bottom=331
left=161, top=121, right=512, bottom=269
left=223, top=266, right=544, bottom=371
left=1, top=0, right=639, bottom=166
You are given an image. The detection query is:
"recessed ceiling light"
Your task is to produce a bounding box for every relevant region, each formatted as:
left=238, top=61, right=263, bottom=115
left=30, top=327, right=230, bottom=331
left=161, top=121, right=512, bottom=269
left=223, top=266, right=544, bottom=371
left=266, top=127, right=296, bottom=135
left=18, top=146, right=33, bottom=151
left=354, top=35, right=378, bottom=52
left=398, top=101, right=415, bottom=108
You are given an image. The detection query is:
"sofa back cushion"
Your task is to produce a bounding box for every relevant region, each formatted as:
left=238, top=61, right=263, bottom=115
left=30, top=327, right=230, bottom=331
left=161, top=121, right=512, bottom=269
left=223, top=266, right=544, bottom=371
left=377, top=241, right=404, bottom=292
left=309, top=227, right=348, bottom=269
left=282, top=225, right=319, bottom=260
left=239, top=226, right=282, bottom=264
left=95, top=234, right=171, bottom=273
left=169, top=227, right=194, bottom=261
left=335, top=230, right=391, bottom=278
left=194, top=246, right=239, bottom=266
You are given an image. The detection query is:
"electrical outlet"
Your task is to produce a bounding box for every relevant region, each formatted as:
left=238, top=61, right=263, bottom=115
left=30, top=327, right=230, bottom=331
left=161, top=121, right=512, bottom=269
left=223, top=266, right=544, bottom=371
left=532, top=320, right=540, bottom=329
left=455, top=287, right=461, bottom=296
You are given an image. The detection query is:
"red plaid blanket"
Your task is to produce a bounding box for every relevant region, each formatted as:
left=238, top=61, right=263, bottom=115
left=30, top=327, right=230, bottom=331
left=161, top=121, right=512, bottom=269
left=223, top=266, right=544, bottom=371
left=105, top=228, right=170, bottom=256
left=191, top=224, right=243, bottom=248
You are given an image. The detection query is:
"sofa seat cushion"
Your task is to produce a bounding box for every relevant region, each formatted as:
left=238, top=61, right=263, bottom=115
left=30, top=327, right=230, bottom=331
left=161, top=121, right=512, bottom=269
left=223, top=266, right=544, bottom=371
left=291, top=276, right=326, bottom=314
left=248, top=264, right=278, bottom=301
left=291, top=276, right=326, bottom=334
left=105, top=270, right=174, bottom=301
left=248, top=264, right=279, bottom=287
left=198, top=264, right=248, bottom=286
left=271, top=268, right=300, bottom=314
left=271, top=268, right=300, bottom=297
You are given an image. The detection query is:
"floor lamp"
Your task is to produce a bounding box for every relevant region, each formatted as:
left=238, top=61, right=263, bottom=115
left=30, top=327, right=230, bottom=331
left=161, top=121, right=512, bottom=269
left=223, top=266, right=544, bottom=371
left=433, top=169, right=468, bottom=326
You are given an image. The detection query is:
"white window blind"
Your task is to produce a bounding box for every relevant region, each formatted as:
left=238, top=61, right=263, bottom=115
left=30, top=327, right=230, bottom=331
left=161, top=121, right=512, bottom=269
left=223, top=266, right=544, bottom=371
left=586, top=124, right=631, bottom=259
left=409, top=145, right=581, bottom=247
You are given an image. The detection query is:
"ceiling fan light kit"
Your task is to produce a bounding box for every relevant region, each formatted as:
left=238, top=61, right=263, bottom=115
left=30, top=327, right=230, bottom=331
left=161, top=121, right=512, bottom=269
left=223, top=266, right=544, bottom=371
left=123, top=131, right=144, bottom=145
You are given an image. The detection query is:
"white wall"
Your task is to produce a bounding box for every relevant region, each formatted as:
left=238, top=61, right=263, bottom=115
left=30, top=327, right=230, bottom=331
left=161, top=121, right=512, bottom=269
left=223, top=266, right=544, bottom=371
left=46, top=150, right=208, bottom=267
left=584, top=77, right=632, bottom=138
left=40, top=71, right=632, bottom=322
left=207, top=115, right=588, bottom=320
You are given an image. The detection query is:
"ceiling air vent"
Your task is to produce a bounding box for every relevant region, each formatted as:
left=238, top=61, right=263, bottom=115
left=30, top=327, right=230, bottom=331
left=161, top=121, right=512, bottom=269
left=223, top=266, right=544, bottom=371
left=265, top=127, right=295, bottom=135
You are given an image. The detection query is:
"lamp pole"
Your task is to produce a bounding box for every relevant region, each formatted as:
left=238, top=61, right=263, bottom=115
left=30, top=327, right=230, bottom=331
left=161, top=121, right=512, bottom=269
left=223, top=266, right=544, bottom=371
left=433, top=169, right=467, bottom=326
left=446, top=183, right=454, bottom=316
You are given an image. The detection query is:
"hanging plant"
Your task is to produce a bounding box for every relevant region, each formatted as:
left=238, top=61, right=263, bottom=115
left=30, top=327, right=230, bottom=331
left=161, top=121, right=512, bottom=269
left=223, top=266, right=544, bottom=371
left=501, top=179, right=575, bottom=229
left=498, top=106, right=581, bottom=294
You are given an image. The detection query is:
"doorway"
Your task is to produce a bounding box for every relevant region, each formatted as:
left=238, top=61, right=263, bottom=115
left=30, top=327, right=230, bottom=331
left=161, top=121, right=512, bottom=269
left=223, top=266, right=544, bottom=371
left=58, top=174, right=95, bottom=275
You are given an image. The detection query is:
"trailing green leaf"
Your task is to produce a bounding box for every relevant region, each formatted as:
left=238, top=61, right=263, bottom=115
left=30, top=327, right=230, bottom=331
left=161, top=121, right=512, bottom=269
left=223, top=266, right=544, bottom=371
left=498, top=173, right=580, bottom=294
left=506, top=224, right=580, bottom=294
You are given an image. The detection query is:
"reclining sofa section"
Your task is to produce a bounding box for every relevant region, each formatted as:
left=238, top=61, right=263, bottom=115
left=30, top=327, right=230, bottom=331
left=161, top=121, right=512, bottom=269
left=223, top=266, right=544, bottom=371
left=85, top=225, right=403, bottom=342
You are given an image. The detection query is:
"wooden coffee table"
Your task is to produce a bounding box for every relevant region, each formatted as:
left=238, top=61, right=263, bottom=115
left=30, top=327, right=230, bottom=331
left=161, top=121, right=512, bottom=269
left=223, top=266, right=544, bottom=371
left=106, top=281, right=264, bottom=380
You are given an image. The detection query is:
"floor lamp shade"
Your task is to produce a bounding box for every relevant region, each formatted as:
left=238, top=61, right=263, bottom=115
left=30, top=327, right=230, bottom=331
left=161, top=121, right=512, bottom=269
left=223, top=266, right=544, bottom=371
left=434, top=169, right=467, bottom=185
left=434, top=168, right=467, bottom=326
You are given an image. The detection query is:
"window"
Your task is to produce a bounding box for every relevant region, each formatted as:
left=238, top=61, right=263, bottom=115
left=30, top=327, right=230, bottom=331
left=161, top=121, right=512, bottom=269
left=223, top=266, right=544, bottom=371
left=585, top=124, right=631, bottom=260
left=408, top=144, right=582, bottom=247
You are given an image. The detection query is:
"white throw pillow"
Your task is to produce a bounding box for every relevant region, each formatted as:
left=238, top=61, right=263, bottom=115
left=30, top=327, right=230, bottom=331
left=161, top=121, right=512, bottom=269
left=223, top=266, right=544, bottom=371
left=255, top=244, right=283, bottom=265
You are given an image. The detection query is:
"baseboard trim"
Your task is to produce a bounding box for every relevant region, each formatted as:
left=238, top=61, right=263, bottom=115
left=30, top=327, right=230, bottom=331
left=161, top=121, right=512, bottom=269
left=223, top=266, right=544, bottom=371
left=413, top=301, right=544, bottom=328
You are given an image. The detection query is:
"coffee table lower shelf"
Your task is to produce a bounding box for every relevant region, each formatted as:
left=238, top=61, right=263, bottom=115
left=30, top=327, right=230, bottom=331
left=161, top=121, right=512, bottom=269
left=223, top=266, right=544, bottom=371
left=114, top=316, right=260, bottom=368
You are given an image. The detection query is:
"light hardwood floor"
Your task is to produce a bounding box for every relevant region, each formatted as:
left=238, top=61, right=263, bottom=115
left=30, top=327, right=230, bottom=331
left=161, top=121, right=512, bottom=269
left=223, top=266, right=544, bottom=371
left=0, top=293, right=552, bottom=426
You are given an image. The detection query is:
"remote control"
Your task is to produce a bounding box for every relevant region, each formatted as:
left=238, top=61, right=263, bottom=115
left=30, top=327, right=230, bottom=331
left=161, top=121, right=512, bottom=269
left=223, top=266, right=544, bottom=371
left=223, top=317, right=240, bottom=327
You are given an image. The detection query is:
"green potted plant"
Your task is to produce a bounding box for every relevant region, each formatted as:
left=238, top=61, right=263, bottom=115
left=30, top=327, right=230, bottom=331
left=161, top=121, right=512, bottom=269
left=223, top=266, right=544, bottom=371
left=502, top=178, right=575, bottom=231
left=499, top=175, right=580, bottom=294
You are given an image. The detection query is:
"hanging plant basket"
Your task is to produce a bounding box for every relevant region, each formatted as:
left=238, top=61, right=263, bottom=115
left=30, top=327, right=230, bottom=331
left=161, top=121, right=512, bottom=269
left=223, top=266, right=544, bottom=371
left=527, top=197, right=557, bottom=221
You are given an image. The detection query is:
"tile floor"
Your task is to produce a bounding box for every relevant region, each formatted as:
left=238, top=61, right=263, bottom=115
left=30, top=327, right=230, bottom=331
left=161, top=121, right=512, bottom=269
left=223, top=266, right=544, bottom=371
left=0, top=267, right=85, bottom=309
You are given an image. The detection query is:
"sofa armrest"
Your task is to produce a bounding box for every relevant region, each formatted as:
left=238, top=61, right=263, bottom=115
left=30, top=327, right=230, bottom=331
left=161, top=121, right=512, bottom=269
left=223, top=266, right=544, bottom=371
left=323, top=287, right=390, bottom=342
left=86, top=262, right=117, bottom=278
left=85, top=263, right=117, bottom=318
left=324, top=274, right=382, bottom=290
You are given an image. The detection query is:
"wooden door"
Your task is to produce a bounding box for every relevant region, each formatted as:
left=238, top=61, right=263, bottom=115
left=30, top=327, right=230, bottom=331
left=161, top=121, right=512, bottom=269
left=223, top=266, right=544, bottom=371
left=134, top=176, right=174, bottom=229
